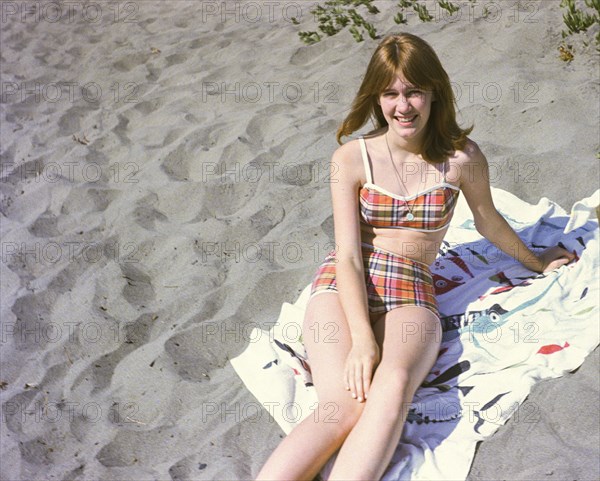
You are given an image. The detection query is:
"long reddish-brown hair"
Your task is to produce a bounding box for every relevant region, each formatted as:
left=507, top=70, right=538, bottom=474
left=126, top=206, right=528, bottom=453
left=336, top=33, right=472, bottom=163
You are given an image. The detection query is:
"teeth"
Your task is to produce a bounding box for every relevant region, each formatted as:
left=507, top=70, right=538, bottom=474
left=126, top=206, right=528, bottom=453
left=396, top=116, right=415, bottom=122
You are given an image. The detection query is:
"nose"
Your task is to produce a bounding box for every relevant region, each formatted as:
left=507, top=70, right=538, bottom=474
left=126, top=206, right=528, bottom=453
left=395, top=95, right=412, bottom=113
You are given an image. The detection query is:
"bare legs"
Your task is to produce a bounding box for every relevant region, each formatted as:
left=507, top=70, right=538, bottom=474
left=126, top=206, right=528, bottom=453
left=254, top=294, right=442, bottom=481
left=255, top=292, right=364, bottom=481
left=327, top=306, right=441, bottom=480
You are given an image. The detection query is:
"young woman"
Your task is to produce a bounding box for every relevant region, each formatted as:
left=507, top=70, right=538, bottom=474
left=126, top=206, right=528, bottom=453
left=256, top=32, right=574, bottom=481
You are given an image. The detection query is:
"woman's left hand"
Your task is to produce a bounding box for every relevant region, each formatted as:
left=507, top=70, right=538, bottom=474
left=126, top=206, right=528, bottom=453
left=536, top=246, right=577, bottom=273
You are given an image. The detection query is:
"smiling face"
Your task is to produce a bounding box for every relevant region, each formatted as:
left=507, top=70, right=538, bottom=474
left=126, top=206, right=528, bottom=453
left=378, top=75, right=434, bottom=147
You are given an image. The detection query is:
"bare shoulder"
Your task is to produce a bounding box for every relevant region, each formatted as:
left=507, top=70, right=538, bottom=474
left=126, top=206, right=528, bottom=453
left=332, top=137, right=362, bottom=163
left=330, top=138, right=366, bottom=185
left=451, top=138, right=486, bottom=167
left=450, top=138, right=490, bottom=188
left=447, top=138, right=488, bottom=187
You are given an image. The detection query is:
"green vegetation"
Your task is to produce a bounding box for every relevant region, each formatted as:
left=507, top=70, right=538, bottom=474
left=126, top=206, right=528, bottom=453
left=296, top=0, right=459, bottom=41
left=294, top=0, right=379, bottom=45
left=559, top=0, right=600, bottom=61
left=561, top=0, right=599, bottom=35
left=293, top=0, right=600, bottom=61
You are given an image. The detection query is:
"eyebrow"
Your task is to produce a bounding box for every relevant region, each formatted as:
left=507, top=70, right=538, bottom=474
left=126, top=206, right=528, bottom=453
left=382, top=84, right=421, bottom=92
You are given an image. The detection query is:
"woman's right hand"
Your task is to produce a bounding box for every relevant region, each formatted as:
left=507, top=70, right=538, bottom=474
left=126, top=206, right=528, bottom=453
left=344, top=336, right=381, bottom=403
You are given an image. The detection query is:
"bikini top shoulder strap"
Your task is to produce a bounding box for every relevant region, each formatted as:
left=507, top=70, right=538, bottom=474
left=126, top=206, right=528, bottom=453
left=358, top=136, right=373, bottom=184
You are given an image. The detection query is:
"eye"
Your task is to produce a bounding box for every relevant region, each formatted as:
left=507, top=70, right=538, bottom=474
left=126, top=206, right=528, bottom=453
left=489, top=312, right=501, bottom=323
left=407, top=89, right=426, bottom=98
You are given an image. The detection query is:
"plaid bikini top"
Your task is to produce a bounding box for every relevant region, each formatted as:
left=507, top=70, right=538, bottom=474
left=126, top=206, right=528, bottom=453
left=358, top=136, right=460, bottom=232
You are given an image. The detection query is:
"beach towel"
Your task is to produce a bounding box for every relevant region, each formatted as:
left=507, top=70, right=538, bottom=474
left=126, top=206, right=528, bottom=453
left=230, top=187, right=599, bottom=480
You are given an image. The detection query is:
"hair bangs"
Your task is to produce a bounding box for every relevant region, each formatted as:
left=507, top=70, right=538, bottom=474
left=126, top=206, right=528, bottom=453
left=336, top=32, right=473, bottom=157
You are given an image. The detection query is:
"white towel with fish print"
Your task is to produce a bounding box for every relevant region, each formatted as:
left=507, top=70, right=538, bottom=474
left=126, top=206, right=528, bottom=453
left=230, top=187, right=599, bottom=481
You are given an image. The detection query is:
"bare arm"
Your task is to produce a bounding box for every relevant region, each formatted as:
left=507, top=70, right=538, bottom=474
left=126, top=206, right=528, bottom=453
left=458, top=141, right=575, bottom=273
left=329, top=143, right=372, bottom=341
left=329, top=142, right=380, bottom=402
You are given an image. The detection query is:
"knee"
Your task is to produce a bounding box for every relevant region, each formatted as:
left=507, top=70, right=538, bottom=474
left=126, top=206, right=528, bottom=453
left=372, top=364, right=414, bottom=400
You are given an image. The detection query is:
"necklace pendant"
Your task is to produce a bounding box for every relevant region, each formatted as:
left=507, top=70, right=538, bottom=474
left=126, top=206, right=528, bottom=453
left=406, top=212, right=415, bottom=221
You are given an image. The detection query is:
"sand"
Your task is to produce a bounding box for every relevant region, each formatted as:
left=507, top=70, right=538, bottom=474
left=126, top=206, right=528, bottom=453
left=0, top=1, right=598, bottom=480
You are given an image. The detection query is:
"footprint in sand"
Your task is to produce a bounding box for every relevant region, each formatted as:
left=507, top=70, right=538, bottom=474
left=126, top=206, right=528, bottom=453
left=164, top=324, right=228, bottom=382
left=112, top=52, right=151, bottom=73
left=111, top=114, right=132, bottom=147
left=145, top=65, right=161, bottom=82
left=71, top=312, right=158, bottom=394
left=290, top=41, right=330, bottom=67
left=245, top=104, right=293, bottom=145
left=160, top=143, right=193, bottom=182
left=3, top=389, right=38, bottom=434
left=133, top=98, right=165, bottom=116
left=132, top=195, right=169, bottom=230
left=19, top=434, right=60, bottom=465
left=165, top=53, right=187, bottom=67
left=60, top=187, right=121, bottom=215
left=11, top=292, right=57, bottom=350
left=119, top=263, right=155, bottom=306
left=96, top=431, right=139, bottom=467
left=28, top=211, right=61, bottom=238
left=58, top=104, right=99, bottom=134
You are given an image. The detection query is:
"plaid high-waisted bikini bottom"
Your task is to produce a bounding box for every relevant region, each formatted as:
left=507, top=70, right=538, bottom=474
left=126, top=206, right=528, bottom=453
left=310, top=242, right=439, bottom=318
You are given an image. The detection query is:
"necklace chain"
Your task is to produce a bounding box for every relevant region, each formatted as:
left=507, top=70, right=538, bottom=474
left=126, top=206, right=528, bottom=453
left=384, top=132, right=424, bottom=221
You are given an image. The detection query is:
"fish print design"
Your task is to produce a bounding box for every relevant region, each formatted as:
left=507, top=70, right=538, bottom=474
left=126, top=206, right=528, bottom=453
left=421, top=360, right=471, bottom=392
left=463, top=272, right=561, bottom=359
left=537, top=341, right=570, bottom=355
left=479, top=271, right=532, bottom=299
left=273, top=338, right=313, bottom=387
left=432, top=273, right=465, bottom=295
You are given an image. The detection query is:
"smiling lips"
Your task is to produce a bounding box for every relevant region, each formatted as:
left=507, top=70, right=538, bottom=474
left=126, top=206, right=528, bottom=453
left=395, top=114, right=417, bottom=124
